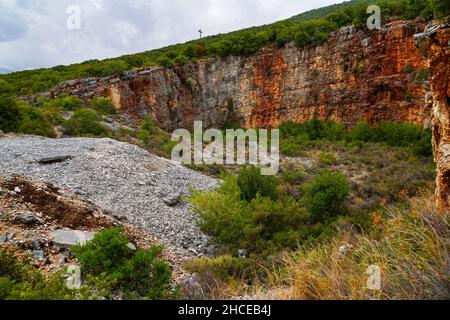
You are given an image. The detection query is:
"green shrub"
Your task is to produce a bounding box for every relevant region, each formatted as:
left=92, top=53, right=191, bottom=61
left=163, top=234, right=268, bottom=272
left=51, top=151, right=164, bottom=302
left=412, top=130, right=433, bottom=157
left=90, top=98, right=117, bottom=115
left=157, top=56, right=174, bottom=68
left=302, top=172, right=349, bottom=221
left=119, top=248, right=172, bottom=299
left=280, top=135, right=309, bottom=156
left=430, top=0, right=450, bottom=18
left=17, top=103, right=57, bottom=138
left=0, top=249, right=75, bottom=300
left=0, top=95, right=22, bottom=132
left=141, top=116, right=156, bottom=134
left=72, top=228, right=173, bottom=299
left=237, top=166, right=279, bottom=201
left=349, top=121, right=373, bottom=142
left=348, top=120, right=432, bottom=156
left=190, top=173, right=309, bottom=254
left=58, top=96, right=84, bottom=111
left=0, top=79, right=13, bottom=95
left=416, top=69, right=430, bottom=81
left=403, top=64, right=415, bottom=74
left=62, top=109, right=111, bottom=137
left=138, top=129, right=150, bottom=145
left=185, top=256, right=252, bottom=282
left=281, top=168, right=306, bottom=185
left=318, top=152, right=336, bottom=165
left=279, top=119, right=345, bottom=141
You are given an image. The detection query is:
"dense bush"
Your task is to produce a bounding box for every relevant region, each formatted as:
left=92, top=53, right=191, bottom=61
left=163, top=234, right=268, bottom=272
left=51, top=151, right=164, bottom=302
left=237, top=166, right=279, bottom=201
left=279, top=119, right=433, bottom=157
left=62, top=109, right=111, bottom=137
left=72, top=228, right=173, bottom=299
left=185, top=256, right=252, bottom=282
left=302, top=172, right=350, bottom=221
left=0, top=95, right=22, bottom=132
left=190, top=173, right=310, bottom=255
left=0, top=249, right=75, bottom=300
left=90, top=98, right=117, bottom=115
left=137, top=116, right=157, bottom=145
left=141, top=116, right=156, bottom=134
left=318, top=152, right=336, bottom=165
left=16, top=103, right=57, bottom=138
left=349, top=120, right=432, bottom=156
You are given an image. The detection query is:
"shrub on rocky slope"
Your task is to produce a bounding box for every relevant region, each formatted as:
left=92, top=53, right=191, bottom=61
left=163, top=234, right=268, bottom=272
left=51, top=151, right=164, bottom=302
left=188, top=192, right=449, bottom=300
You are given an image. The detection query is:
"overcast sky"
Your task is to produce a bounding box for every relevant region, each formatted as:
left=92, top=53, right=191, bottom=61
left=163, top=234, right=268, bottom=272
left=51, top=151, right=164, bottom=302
left=0, top=0, right=340, bottom=72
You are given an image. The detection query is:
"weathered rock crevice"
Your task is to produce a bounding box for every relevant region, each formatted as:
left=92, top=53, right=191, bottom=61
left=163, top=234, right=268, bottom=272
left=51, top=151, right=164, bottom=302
left=43, top=20, right=430, bottom=131
left=414, top=21, right=450, bottom=212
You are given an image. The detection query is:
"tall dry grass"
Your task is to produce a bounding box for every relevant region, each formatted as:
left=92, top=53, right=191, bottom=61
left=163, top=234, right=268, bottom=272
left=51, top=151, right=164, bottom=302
left=185, top=193, right=449, bottom=300
left=260, top=194, right=449, bottom=300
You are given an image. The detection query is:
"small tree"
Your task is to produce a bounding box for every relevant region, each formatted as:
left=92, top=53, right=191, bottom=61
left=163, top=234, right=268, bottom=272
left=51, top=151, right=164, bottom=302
left=90, top=98, right=117, bottom=115
left=62, top=109, right=110, bottom=137
left=237, top=166, right=279, bottom=202
left=302, top=172, right=349, bottom=221
left=0, top=95, right=22, bottom=132
left=73, top=228, right=173, bottom=299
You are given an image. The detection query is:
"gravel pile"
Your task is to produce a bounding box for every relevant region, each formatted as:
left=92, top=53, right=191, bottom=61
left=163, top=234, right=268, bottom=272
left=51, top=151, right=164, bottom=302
left=0, top=136, right=218, bottom=257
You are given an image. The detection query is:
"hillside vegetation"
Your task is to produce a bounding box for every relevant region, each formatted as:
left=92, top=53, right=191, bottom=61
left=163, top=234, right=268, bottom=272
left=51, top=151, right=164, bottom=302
left=183, top=118, right=441, bottom=299
left=0, top=0, right=448, bottom=301
left=0, top=0, right=447, bottom=97
left=189, top=192, right=449, bottom=300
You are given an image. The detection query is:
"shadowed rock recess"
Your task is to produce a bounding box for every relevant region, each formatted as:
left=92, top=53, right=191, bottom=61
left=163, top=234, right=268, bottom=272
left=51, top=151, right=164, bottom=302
left=414, top=21, right=450, bottom=212
left=43, top=20, right=431, bottom=130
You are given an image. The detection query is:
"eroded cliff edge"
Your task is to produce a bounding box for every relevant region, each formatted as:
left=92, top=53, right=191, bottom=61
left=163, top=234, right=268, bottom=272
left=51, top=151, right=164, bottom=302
left=44, top=20, right=430, bottom=130
left=414, top=21, right=450, bottom=212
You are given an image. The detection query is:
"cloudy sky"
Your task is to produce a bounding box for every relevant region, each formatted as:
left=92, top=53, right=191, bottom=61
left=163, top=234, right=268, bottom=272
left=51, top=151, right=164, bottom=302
left=0, top=0, right=339, bottom=72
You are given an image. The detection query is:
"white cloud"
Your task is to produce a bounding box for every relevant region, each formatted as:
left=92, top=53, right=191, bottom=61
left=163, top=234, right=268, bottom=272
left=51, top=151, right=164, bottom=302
left=0, top=0, right=339, bottom=71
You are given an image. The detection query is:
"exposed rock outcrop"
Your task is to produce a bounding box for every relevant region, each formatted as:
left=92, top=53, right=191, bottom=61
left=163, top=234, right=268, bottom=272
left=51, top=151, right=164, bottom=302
left=44, top=20, right=430, bottom=130
left=414, top=21, right=450, bottom=212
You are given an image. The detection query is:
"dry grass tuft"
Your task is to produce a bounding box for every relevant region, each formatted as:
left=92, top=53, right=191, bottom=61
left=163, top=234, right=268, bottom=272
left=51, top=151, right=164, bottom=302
left=260, top=193, right=449, bottom=300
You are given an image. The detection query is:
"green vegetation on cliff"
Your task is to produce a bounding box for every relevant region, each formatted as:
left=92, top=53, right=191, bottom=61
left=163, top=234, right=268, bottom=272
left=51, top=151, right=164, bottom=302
left=0, top=0, right=446, bottom=97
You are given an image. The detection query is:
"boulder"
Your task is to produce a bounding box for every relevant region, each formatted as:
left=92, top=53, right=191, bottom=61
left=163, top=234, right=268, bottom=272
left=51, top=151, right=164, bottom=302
left=127, top=243, right=137, bottom=251
left=51, top=229, right=95, bottom=248
left=15, top=212, right=39, bottom=225
left=238, top=249, right=248, bottom=258
left=37, top=155, right=73, bottom=165
left=163, top=195, right=181, bottom=207
left=32, top=250, right=45, bottom=261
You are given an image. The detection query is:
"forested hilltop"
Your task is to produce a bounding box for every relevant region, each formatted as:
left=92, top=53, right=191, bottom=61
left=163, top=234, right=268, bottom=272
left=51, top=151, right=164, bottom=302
left=0, top=0, right=448, bottom=97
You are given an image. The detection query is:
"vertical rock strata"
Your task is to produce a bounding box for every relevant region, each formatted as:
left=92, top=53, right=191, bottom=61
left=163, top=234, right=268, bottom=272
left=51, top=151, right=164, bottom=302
left=414, top=22, right=450, bottom=212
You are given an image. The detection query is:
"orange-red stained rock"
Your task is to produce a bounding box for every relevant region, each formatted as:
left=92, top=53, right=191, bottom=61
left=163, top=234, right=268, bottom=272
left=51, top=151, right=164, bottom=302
left=47, top=20, right=430, bottom=131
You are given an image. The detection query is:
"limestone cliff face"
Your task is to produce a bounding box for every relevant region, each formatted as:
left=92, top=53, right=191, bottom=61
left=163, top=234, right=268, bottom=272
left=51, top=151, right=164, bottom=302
left=48, top=20, right=430, bottom=131
left=414, top=22, right=450, bottom=212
